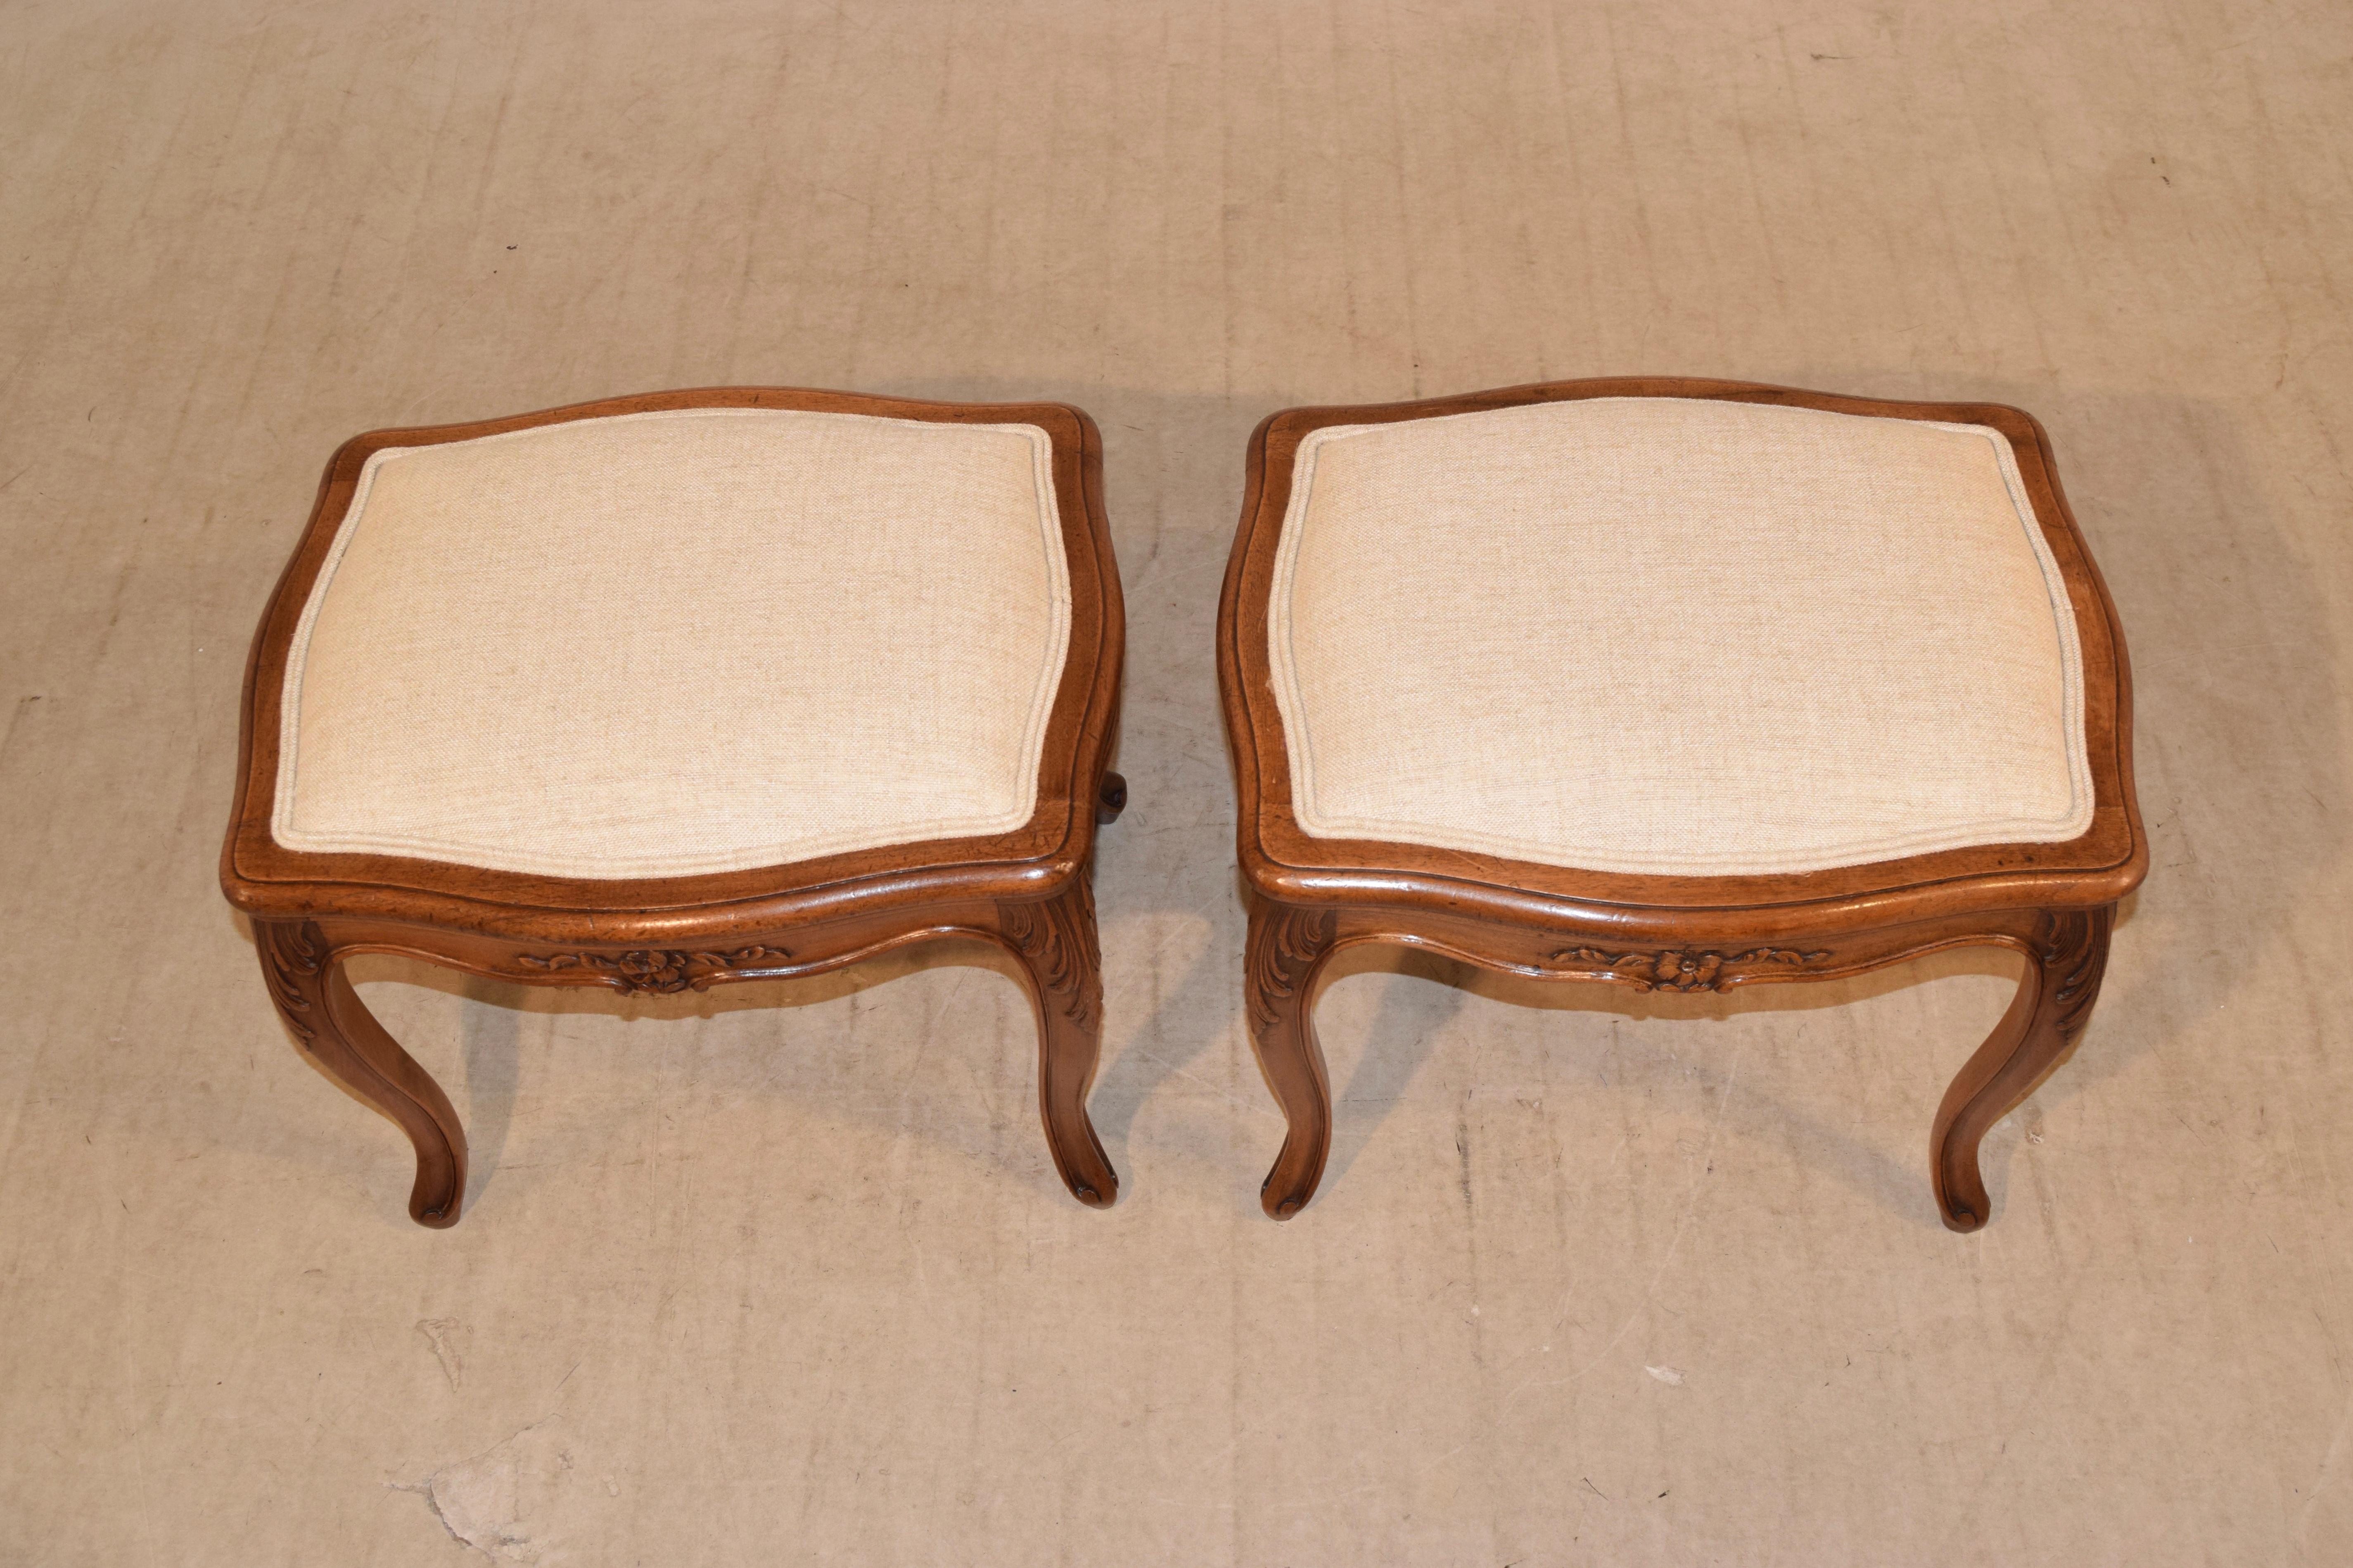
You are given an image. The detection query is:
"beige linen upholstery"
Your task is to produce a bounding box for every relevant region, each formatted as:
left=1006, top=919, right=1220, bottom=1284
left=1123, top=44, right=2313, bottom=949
left=274, top=407, right=1071, bottom=878
left=1267, top=396, right=2094, bottom=876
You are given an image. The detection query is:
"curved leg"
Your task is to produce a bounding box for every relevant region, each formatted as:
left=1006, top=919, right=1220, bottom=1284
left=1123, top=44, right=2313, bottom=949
left=1245, top=900, right=1341, bottom=1219
left=257, top=920, right=469, bottom=1228
left=1931, top=907, right=2112, bottom=1232
left=996, top=872, right=1119, bottom=1208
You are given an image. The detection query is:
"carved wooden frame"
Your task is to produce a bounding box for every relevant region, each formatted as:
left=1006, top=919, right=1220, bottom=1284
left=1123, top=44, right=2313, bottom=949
left=1217, top=377, right=2147, bottom=1231
left=223, top=387, right=1127, bottom=1227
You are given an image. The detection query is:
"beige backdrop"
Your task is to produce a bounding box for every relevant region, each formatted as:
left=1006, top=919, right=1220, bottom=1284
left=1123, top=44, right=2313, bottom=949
left=2, top=2, right=2348, bottom=1564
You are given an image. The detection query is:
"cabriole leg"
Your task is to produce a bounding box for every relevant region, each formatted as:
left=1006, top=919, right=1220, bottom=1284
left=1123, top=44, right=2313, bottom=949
left=256, top=920, right=469, bottom=1228
left=997, top=872, right=1119, bottom=1208
left=1931, top=907, right=2113, bottom=1232
left=1244, top=900, right=1341, bottom=1220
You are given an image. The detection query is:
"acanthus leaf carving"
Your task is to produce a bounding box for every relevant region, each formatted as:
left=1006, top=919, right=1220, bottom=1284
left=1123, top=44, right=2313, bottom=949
left=513, top=945, right=790, bottom=996
left=999, top=876, right=1102, bottom=1028
left=1247, top=904, right=1339, bottom=1034
left=2036, top=909, right=2109, bottom=1045
left=1550, top=945, right=1833, bottom=993
left=260, top=921, right=329, bottom=1041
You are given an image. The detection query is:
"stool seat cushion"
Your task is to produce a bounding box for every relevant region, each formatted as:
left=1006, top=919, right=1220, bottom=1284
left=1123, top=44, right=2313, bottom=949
left=1267, top=396, right=2094, bottom=877
left=273, top=406, right=1072, bottom=879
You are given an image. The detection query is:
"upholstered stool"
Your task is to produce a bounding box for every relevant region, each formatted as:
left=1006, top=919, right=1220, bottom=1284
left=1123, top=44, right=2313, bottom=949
left=223, top=388, right=1126, bottom=1225
left=1217, top=378, right=2146, bottom=1230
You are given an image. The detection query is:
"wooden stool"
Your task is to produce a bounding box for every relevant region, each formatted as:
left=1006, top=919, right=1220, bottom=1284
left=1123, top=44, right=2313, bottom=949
left=222, top=388, right=1126, bottom=1226
left=1217, top=378, right=2147, bottom=1230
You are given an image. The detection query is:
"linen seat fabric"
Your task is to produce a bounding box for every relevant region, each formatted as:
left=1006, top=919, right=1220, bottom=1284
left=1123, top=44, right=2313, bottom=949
left=273, top=407, right=1073, bottom=879
left=1267, top=396, right=2095, bottom=877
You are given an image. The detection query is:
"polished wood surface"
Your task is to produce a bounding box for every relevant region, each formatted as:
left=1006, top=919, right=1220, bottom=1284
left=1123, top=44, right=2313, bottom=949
left=223, top=386, right=1127, bottom=1225
left=1217, top=377, right=2148, bottom=1230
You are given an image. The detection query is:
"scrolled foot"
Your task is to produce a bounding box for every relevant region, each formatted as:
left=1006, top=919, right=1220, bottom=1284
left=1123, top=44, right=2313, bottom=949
left=1096, top=770, right=1128, bottom=825
left=1260, top=1141, right=1323, bottom=1222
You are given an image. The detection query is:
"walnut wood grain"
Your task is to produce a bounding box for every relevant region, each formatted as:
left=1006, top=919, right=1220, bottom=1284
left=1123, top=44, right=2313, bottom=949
left=224, top=386, right=1127, bottom=1225
left=1218, top=378, right=2148, bottom=1229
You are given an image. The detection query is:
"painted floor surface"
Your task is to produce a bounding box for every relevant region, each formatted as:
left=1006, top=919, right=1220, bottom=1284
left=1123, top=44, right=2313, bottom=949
left=2, top=2, right=2348, bottom=1563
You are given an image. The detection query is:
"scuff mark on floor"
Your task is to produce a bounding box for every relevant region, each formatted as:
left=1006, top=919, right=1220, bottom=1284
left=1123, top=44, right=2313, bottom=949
left=391, top=1415, right=572, bottom=1563
left=416, top=1317, right=467, bottom=1392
